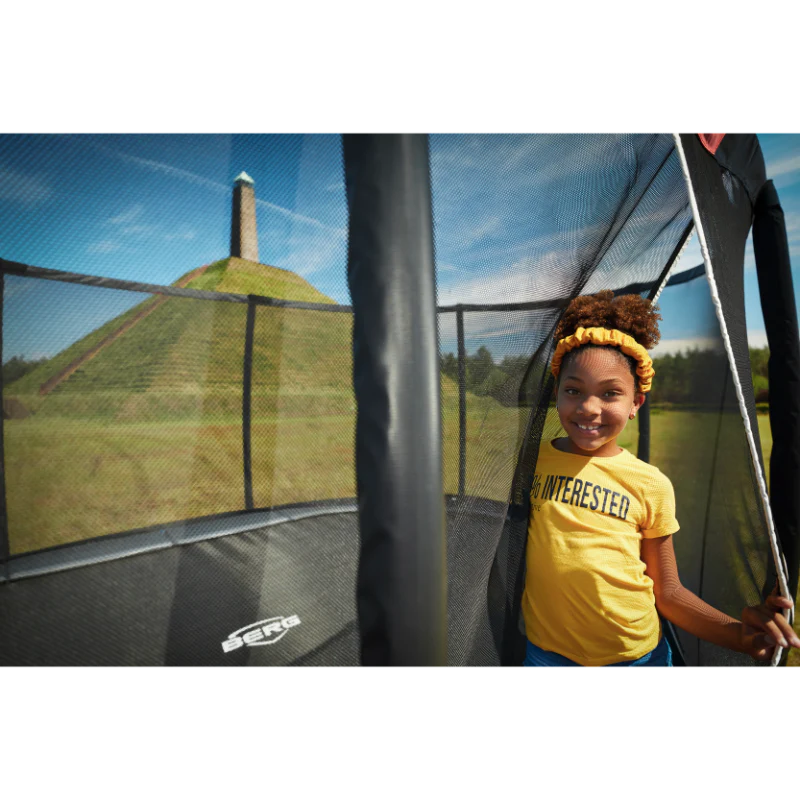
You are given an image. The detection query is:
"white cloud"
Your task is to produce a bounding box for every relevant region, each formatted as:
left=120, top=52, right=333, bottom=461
left=0, top=165, right=53, bottom=206
left=766, top=152, right=800, bottom=184
left=649, top=337, right=723, bottom=356
left=164, top=229, right=196, bottom=241
left=277, top=231, right=346, bottom=278
left=462, top=215, right=502, bottom=245
left=75, top=137, right=342, bottom=235
left=87, top=240, right=122, bottom=254
left=255, top=197, right=345, bottom=236
left=108, top=204, right=144, bottom=225
left=746, top=330, right=770, bottom=349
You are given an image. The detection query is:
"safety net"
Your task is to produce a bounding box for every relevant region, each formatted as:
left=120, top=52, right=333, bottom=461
left=0, top=133, right=791, bottom=666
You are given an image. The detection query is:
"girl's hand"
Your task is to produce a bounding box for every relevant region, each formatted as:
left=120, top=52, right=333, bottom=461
left=740, top=589, right=800, bottom=661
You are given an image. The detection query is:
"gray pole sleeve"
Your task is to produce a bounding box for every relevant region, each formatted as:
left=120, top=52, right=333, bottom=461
left=343, top=134, right=447, bottom=666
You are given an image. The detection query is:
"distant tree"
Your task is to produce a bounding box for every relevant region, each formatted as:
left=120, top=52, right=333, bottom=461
left=499, top=354, right=530, bottom=377
left=479, top=366, right=511, bottom=400
left=749, top=346, right=769, bottom=380
left=749, top=346, right=769, bottom=401
left=649, top=348, right=729, bottom=406
left=466, top=346, right=494, bottom=390
left=440, top=352, right=459, bottom=382
left=441, top=345, right=773, bottom=407
left=3, top=355, right=47, bottom=386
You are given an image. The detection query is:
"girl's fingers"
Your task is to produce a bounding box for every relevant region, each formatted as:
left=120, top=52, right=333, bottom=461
left=775, top=617, right=800, bottom=648
left=765, top=594, right=794, bottom=610
left=744, top=605, right=800, bottom=648
left=743, top=607, right=790, bottom=648
left=748, top=633, right=775, bottom=661
left=752, top=597, right=800, bottom=647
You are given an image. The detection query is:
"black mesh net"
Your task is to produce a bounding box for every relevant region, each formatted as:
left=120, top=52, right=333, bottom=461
left=0, top=134, right=358, bottom=665
left=637, top=275, right=770, bottom=666
left=250, top=305, right=354, bottom=510
left=0, top=133, right=782, bottom=666
left=3, top=278, right=248, bottom=552
left=431, top=134, right=774, bottom=666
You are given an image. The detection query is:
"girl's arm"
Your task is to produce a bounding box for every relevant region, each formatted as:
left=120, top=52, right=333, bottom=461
left=641, top=535, right=800, bottom=660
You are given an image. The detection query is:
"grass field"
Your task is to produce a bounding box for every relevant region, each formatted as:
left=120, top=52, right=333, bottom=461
left=5, top=393, right=796, bottom=664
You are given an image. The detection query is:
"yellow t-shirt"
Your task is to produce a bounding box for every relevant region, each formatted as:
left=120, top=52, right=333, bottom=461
left=521, top=439, right=679, bottom=666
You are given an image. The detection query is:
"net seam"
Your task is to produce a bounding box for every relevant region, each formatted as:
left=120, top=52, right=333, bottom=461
left=673, top=133, right=791, bottom=666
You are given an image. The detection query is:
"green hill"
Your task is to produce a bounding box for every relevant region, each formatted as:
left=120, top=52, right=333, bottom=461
left=6, top=257, right=346, bottom=421
left=183, top=256, right=336, bottom=302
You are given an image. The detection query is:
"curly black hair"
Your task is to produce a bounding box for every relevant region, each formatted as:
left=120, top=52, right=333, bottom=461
left=554, top=290, right=661, bottom=348
left=554, top=290, right=662, bottom=389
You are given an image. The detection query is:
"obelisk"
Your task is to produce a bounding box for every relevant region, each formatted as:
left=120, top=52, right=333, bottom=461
left=230, top=171, right=259, bottom=262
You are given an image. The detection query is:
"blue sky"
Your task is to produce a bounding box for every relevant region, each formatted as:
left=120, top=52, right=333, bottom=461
left=2, top=134, right=799, bottom=362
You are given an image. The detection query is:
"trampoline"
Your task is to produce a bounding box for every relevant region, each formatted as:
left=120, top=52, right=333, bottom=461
left=1, top=133, right=797, bottom=666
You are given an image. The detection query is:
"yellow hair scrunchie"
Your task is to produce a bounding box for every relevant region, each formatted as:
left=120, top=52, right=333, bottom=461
left=551, top=327, right=655, bottom=393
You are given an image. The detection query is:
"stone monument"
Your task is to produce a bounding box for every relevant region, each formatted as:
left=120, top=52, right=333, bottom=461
left=230, top=171, right=259, bottom=262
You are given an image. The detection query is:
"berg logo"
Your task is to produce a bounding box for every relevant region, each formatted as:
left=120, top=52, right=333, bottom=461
left=221, top=615, right=301, bottom=653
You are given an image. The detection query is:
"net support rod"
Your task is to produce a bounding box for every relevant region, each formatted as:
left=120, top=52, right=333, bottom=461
left=674, top=134, right=791, bottom=665
left=0, top=257, right=707, bottom=317
left=457, top=306, right=467, bottom=498
left=344, top=134, right=446, bottom=666
left=0, top=271, right=9, bottom=575
left=0, top=258, right=352, bottom=314
left=242, top=297, right=256, bottom=512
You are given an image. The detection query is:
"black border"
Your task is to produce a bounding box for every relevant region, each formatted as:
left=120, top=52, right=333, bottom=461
left=2, top=497, right=360, bottom=573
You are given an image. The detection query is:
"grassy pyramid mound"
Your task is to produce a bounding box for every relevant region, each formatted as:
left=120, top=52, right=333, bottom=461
left=7, top=257, right=351, bottom=422
left=182, top=256, right=336, bottom=302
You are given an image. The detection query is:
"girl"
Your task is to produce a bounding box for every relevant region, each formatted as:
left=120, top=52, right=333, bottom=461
left=522, top=290, right=799, bottom=667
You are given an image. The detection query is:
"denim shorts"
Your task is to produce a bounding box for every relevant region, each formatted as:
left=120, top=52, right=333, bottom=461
left=523, top=635, right=673, bottom=667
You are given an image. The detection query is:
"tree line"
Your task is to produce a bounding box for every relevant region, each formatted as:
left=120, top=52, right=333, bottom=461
left=440, top=345, right=772, bottom=407
left=2, top=355, right=48, bottom=386
left=4, top=346, right=771, bottom=406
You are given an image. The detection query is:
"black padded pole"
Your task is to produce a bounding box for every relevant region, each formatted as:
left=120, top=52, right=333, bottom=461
left=457, top=306, right=467, bottom=498
left=753, top=180, right=800, bottom=600
left=344, top=134, right=447, bottom=666
left=242, top=297, right=256, bottom=511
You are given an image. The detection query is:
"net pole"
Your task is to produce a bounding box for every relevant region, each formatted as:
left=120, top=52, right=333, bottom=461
left=457, top=306, right=467, bottom=498
left=0, top=270, right=9, bottom=574
left=242, top=297, right=256, bottom=511
left=753, top=180, right=800, bottom=604
left=344, top=134, right=447, bottom=666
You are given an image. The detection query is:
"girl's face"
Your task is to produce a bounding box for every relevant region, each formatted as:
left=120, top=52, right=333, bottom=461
left=555, top=346, right=645, bottom=457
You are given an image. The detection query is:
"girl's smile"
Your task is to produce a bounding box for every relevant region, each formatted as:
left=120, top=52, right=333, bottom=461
left=555, top=346, right=645, bottom=458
